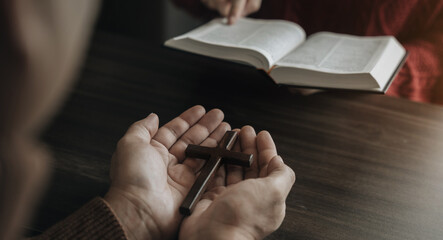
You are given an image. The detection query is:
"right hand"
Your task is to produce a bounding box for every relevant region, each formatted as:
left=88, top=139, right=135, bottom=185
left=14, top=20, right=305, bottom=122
left=179, top=127, right=296, bottom=240
left=201, top=0, right=262, bottom=24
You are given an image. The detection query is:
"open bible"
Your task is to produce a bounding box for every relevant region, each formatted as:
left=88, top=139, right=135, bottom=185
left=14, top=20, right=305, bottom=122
left=165, top=18, right=407, bottom=92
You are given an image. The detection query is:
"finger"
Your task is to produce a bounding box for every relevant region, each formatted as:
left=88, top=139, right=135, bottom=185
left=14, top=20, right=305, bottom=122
left=256, top=131, right=278, bottom=178
left=226, top=128, right=243, bottom=185
left=242, top=0, right=262, bottom=16
left=170, top=109, right=224, bottom=162
left=228, top=0, right=247, bottom=24
left=153, top=105, right=206, bottom=149
left=182, top=122, right=231, bottom=172
left=191, top=186, right=226, bottom=216
left=124, top=113, right=159, bottom=141
left=113, top=114, right=159, bottom=180
left=207, top=163, right=226, bottom=190
left=190, top=198, right=212, bottom=217
left=202, top=186, right=225, bottom=201
left=265, top=155, right=296, bottom=199
left=239, top=126, right=259, bottom=179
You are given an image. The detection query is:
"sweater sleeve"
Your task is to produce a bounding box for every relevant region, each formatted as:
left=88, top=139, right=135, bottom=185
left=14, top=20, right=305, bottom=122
left=30, top=198, right=127, bottom=240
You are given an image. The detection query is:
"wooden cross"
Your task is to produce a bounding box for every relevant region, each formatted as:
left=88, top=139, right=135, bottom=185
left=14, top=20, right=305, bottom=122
left=179, top=131, right=253, bottom=215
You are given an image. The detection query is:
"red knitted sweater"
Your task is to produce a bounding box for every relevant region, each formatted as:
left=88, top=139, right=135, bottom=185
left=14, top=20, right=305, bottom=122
left=172, top=0, right=443, bottom=104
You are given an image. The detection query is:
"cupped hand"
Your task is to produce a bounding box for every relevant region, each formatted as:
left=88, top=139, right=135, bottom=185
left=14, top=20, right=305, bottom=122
left=104, top=105, right=231, bottom=240
left=179, top=126, right=296, bottom=240
left=201, top=0, right=262, bottom=24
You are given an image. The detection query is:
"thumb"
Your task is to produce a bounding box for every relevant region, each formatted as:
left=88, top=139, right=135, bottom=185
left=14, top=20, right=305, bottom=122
left=266, top=155, right=296, bottom=197
left=125, top=113, right=159, bottom=141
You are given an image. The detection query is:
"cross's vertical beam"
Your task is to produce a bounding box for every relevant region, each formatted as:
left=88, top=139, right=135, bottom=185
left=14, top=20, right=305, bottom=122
left=179, top=131, right=252, bottom=215
left=179, top=153, right=223, bottom=215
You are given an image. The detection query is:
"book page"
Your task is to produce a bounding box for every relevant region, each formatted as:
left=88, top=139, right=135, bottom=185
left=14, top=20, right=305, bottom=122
left=275, top=32, right=389, bottom=73
left=185, top=18, right=306, bottom=66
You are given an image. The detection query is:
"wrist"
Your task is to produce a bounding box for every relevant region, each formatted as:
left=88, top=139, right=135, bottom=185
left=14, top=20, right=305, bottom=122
left=104, top=187, right=160, bottom=240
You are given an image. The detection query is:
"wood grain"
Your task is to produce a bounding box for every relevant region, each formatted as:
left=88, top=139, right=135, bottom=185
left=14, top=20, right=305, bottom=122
left=28, top=32, right=443, bottom=240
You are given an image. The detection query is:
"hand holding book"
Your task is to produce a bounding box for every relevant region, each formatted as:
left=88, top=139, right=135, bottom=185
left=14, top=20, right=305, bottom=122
left=201, top=0, right=262, bottom=24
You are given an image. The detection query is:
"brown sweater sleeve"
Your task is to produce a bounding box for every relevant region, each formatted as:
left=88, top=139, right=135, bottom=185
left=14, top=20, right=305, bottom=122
left=30, top=198, right=127, bottom=240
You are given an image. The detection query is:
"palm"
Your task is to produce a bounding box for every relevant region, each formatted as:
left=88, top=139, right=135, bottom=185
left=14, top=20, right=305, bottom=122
left=129, top=140, right=193, bottom=232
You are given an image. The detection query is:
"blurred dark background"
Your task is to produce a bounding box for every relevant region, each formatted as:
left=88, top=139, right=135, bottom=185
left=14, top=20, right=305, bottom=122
left=96, top=0, right=204, bottom=44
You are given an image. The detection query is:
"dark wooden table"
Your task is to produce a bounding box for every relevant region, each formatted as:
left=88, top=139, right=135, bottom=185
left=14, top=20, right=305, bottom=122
left=29, top=32, right=443, bottom=239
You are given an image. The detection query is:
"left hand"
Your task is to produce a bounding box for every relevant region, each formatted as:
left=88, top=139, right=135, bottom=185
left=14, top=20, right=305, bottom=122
left=104, top=105, right=231, bottom=239
left=201, top=0, right=262, bottom=24
left=179, top=126, right=296, bottom=240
